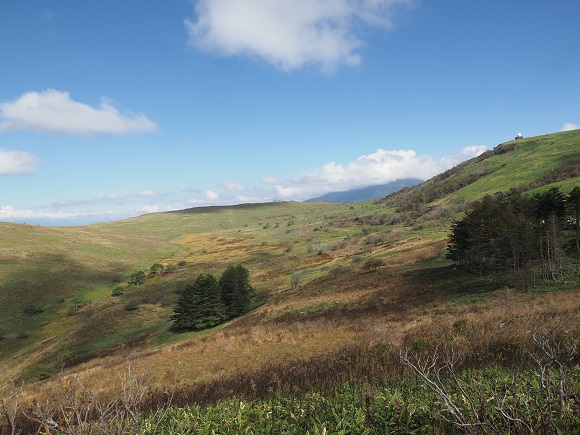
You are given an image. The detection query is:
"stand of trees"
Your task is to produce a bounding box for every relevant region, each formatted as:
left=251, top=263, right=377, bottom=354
left=172, top=264, right=254, bottom=331
left=447, top=186, right=579, bottom=286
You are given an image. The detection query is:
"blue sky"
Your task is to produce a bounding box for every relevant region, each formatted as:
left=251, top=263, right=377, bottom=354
left=1, top=0, right=579, bottom=225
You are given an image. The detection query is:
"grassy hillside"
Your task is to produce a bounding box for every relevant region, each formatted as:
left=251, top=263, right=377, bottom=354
left=0, top=130, right=579, bottom=432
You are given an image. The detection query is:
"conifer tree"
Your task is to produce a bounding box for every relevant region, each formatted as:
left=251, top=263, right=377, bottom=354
left=567, top=186, right=580, bottom=251
left=172, top=273, right=226, bottom=331
left=219, top=264, right=254, bottom=318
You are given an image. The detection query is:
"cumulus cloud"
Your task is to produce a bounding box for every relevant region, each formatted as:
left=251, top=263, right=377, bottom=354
left=204, top=190, right=219, bottom=200
left=185, top=0, right=414, bottom=71
left=188, top=189, right=221, bottom=205
left=0, top=149, right=39, bottom=175
left=272, top=146, right=487, bottom=200
left=562, top=122, right=579, bottom=131
left=461, top=145, right=487, bottom=157
left=0, top=89, right=157, bottom=135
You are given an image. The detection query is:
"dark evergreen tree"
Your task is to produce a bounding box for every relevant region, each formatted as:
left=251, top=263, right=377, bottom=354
left=448, top=195, right=501, bottom=273
left=448, top=187, right=577, bottom=285
left=533, top=187, right=567, bottom=222
left=447, top=218, right=472, bottom=266
left=534, top=188, right=567, bottom=280
left=219, top=264, right=254, bottom=318
left=172, top=273, right=226, bottom=331
left=567, top=186, right=580, bottom=251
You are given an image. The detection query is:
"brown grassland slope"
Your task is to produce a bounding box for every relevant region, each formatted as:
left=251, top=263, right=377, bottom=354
left=0, top=130, right=579, bottom=420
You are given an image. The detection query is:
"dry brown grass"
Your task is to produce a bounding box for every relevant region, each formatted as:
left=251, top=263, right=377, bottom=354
left=13, top=234, right=578, bottom=411
left=3, top=201, right=578, bottom=428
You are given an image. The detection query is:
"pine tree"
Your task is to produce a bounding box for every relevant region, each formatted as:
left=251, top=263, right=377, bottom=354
left=534, top=187, right=567, bottom=280
left=172, top=273, right=226, bottom=331
left=219, top=264, right=254, bottom=319
left=567, top=186, right=580, bottom=251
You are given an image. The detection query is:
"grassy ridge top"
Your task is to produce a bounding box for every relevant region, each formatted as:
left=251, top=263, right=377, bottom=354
left=456, top=130, right=580, bottom=200
left=0, top=129, right=578, bottom=388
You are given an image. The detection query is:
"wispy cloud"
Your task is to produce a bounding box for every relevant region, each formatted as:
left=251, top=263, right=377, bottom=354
left=0, top=149, right=39, bottom=175
left=0, top=204, right=121, bottom=224
left=53, top=190, right=161, bottom=208
left=185, top=0, right=415, bottom=71
left=562, top=122, right=579, bottom=131
left=0, top=89, right=157, bottom=135
left=221, top=181, right=246, bottom=192
left=138, top=189, right=158, bottom=197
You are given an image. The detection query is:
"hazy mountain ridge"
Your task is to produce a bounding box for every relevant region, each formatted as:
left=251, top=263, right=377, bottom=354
left=304, top=178, right=423, bottom=203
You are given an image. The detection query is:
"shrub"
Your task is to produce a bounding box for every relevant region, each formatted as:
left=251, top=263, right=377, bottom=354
left=362, top=257, right=385, bottom=272
left=124, top=300, right=141, bottom=312
left=149, top=263, right=164, bottom=275
left=23, top=305, right=43, bottom=316
left=111, top=286, right=124, bottom=297
left=128, top=271, right=146, bottom=286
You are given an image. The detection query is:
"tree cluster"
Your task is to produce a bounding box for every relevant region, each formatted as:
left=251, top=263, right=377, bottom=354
left=447, top=186, right=580, bottom=285
left=172, top=264, right=254, bottom=331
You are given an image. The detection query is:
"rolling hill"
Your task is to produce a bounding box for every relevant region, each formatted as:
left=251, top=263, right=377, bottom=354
left=1, top=130, right=579, bottom=432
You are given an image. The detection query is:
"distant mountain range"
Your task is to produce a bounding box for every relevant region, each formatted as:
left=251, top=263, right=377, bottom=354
left=304, top=178, right=423, bottom=203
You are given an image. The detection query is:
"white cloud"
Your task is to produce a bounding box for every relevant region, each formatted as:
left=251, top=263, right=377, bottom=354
left=187, top=189, right=221, bottom=205
left=0, top=149, right=39, bottom=175
left=104, top=193, right=125, bottom=201
left=136, top=205, right=160, bottom=214
left=205, top=190, right=219, bottom=200
left=0, top=89, right=157, bottom=135
left=53, top=190, right=163, bottom=209
left=562, top=122, right=579, bottom=131
left=185, top=0, right=414, bottom=71
left=221, top=181, right=246, bottom=192
left=0, top=205, right=119, bottom=223
left=272, top=146, right=487, bottom=200
left=261, top=176, right=280, bottom=184
left=236, top=195, right=265, bottom=203
left=138, top=190, right=158, bottom=197
left=461, top=145, right=486, bottom=157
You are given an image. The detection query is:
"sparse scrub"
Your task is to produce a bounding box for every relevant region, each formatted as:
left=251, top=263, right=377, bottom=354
left=400, top=330, right=580, bottom=433
left=290, top=272, right=302, bottom=288
left=4, top=359, right=173, bottom=435
left=2, top=327, right=578, bottom=433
